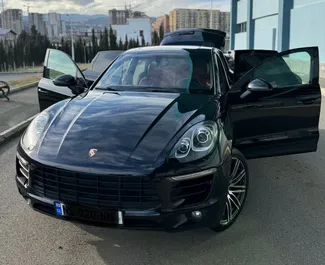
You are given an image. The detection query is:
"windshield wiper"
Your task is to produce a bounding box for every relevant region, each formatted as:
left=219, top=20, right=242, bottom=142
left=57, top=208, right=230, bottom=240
left=95, top=87, right=120, bottom=91
left=146, top=89, right=174, bottom=93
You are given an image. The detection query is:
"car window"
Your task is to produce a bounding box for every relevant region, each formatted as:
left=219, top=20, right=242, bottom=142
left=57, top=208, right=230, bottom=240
left=94, top=50, right=213, bottom=94
left=252, top=51, right=311, bottom=88
left=44, top=50, right=77, bottom=80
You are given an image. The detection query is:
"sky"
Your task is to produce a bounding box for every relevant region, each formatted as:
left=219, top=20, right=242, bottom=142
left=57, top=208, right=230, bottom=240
left=4, top=0, right=230, bottom=17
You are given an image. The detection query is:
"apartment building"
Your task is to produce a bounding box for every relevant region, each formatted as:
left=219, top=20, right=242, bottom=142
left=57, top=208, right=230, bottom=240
left=29, top=13, right=46, bottom=35
left=169, top=8, right=230, bottom=33
left=1, top=9, right=24, bottom=34
left=112, top=17, right=152, bottom=45
left=108, top=9, right=130, bottom=26
left=47, top=12, right=62, bottom=39
left=152, top=14, right=170, bottom=33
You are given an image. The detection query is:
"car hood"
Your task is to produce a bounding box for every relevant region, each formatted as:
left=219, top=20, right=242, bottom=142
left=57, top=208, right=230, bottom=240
left=34, top=91, right=217, bottom=172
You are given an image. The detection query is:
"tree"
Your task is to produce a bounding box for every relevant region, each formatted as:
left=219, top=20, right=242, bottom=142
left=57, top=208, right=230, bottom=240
left=159, top=23, right=164, bottom=43
left=91, top=28, right=98, bottom=58
left=124, top=34, right=128, bottom=50
left=141, top=35, right=145, bottom=47
left=128, top=38, right=135, bottom=49
left=103, top=27, right=109, bottom=50
left=118, top=38, right=123, bottom=50
left=99, top=31, right=104, bottom=51
left=136, top=37, right=140, bottom=48
left=109, top=26, right=117, bottom=50
left=152, top=31, right=159, bottom=45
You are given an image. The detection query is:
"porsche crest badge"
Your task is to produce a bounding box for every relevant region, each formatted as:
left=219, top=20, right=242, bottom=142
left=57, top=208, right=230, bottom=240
left=88, top=149, right=98, bottom=157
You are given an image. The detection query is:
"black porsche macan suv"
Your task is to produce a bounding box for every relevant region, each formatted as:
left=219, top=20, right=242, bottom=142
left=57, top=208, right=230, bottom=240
left=16, top=29, right=321, bottom=231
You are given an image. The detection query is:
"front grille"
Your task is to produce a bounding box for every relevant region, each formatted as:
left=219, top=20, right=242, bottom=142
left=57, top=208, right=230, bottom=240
left=16, top=153, right=30, bottom=187
left=171, top=175, right=213, bottom=207
left=31, top=165, right=161, bottom=211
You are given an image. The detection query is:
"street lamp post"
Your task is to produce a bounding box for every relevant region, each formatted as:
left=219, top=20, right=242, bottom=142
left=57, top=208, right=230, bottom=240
left=84, top=44, right=87, bottom=64
left=210, top=0, right=213, bottom=29
left=67, top=14, right=75, bottom=60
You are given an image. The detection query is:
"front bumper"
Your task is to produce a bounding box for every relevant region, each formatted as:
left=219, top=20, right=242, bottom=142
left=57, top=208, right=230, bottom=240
left=16, top=150, right=230, bottom=231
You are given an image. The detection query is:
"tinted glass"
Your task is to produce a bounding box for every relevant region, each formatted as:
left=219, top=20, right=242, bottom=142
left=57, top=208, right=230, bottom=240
left=95, top=50, right=213, bottom=94
left=90, top=51, right=122, bottom=73
left=45, top=50, right=77, bottom=80
left=253, top=51, right=311, bottom=88
left=234, top=50, right=277, bottom=82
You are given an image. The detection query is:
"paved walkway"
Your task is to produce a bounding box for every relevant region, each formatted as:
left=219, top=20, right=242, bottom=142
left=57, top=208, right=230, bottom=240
left=0, top=87, right=39, bottom=133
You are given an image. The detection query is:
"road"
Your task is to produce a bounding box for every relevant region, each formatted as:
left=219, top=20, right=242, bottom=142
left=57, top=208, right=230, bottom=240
left=0, top=87, right=39, bottom=132
left=1, top=100, right=325, bottom=265
left=0, top=72, right=41, bottom=82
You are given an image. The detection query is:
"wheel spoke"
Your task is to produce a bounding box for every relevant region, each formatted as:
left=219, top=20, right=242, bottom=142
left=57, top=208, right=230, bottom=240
left=230, top=159, right=240, bottom=180
left=230, top=170, right=245, bottom=186
left=230, top=185, right=246, bottom=189
left=229, top=193, right=241, bottom=210
left=230, top=189, right=246, bottom=194
left=226, top=199, right=232, bottom=223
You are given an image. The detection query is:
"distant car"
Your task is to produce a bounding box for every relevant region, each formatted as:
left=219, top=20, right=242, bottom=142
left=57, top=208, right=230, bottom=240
left=16, top=40, right=321, bottom=231
left=83, top=50, right=123, bottom=83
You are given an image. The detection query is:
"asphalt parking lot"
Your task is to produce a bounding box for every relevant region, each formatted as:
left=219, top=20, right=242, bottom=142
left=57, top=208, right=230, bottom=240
left=1, top=100, right=325, bottom=265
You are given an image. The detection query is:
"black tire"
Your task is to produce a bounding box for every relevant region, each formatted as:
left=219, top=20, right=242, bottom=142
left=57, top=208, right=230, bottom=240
left=210, top=148, right=249, bottom=232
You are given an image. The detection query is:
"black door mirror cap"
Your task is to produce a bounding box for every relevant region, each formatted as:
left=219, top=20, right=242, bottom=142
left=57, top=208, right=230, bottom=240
left=53, top=74, right=76, bottom=87
left=240, top=79, right=273, bottom=99
left=53, top=74, right=83, bottom=95
left=247, top=78, right=273, bottom=92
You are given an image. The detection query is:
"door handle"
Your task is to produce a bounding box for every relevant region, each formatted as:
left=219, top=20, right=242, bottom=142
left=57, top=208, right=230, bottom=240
left=298, top=98, right=319, bottom=105
left=38, top=88, right=49, bottom=94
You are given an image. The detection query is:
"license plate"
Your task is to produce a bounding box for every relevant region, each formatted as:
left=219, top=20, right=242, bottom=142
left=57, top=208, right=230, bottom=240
left=54, top=201, right=122, bottom=224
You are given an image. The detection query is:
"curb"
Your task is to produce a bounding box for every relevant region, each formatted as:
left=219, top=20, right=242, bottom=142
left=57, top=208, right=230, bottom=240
left=0, top=114, right=37, bottom=145
left=0, top=71, right=42, bottom=75
left=10, top=82, right=39, bottom=95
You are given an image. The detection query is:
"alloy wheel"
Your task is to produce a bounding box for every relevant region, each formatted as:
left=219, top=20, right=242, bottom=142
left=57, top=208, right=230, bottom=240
left=220, top=157, right=248, bottom=225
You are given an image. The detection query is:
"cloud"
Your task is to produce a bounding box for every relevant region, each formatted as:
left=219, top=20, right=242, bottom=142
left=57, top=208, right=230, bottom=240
left=5, top=0, right=230, bottom=16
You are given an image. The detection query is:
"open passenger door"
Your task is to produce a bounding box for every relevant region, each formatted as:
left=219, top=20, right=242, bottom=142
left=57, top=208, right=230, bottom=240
left=228, top=47, right=321, bottom=159
left=38, top=49, right=88, bottom=111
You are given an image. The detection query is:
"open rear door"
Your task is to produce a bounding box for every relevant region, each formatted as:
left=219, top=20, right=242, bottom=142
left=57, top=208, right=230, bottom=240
left=38, top=49, right=88, bottom=111
left=229, top=47, right=321, bottom=159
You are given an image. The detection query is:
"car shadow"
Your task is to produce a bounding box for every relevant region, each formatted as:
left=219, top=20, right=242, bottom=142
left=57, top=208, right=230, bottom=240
left=72, top=130, right=325, bottom=265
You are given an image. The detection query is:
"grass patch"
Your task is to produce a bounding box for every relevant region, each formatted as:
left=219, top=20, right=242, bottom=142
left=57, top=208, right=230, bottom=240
left=7, top=75, right=41, bottom=88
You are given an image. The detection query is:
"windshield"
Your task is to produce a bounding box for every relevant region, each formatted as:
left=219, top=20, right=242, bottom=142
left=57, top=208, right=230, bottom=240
left=94, top=49, right=213, bottom=94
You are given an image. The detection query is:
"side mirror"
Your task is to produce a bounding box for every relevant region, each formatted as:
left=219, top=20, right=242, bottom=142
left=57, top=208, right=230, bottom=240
left=53, top=74, right=83, bottom=95
left=247, top=78, right=272, bottom=92
left=240, top=79, right=273, bottom=99
left=53, top=74, right=76, bottom=87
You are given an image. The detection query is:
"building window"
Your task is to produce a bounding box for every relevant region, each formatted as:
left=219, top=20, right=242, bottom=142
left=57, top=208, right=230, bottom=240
left=139, top=30, right=144, bottom=37
left=236, top=22, right=247, bottom=33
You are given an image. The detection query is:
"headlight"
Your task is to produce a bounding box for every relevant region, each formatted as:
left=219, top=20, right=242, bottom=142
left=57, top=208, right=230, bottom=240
left=169, top=121, right=219, bottom=163
left=22, top=112, right=49, bottom=152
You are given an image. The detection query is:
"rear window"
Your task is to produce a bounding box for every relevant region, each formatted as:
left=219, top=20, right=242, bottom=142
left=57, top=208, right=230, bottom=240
left=94, top=49, right=214, bottom=94
left=90, top=51, right=122, bottom=73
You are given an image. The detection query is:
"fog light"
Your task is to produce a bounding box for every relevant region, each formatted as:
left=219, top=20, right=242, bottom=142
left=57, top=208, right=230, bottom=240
left=191, top=211, right=202, bottom=221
